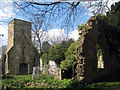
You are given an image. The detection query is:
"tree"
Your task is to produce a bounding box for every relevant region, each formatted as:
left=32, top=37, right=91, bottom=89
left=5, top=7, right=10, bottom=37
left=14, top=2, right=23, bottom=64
left=31, top=17, right=48, bottom=54
left=107, top=1, right=120, bottom=29
left=42, top=41, right=51, bottom=54
left=60, top=40, right=79, bottom=75
left=48, top=45, right=67, bottom=65
left=13, top=1, right=115, bottom=55
left=41, top=53, right=50, bottom=65
left=48, top=38, right=75, bottom=65
left=32, top=45, right=40, bottom=66
left=48, top=29, right=68, bottom=45
left=41, top=38, right=75, bottom=65
left=14, top=0, right=112, bottom=34
left=61, top=38, right=74, bottom=48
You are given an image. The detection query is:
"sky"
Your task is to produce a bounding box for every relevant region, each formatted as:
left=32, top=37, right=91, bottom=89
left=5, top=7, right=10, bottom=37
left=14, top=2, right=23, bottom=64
left=0, top=0, right=119, bottom=47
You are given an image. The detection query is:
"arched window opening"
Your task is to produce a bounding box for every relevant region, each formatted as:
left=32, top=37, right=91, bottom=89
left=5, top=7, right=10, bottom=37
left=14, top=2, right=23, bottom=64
left=96, top=44, right=104, bottom=69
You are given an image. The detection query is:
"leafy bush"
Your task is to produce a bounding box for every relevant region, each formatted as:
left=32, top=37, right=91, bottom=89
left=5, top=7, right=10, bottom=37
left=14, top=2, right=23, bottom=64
left=60, top=38, right=80, bottom=78
left=41, top=39, right=74, bottom=65
left=48, top=45, right=67, bottom=65
left=41, top=53, right=49, bottom=65
left=60, top=42, right=77, bottom=71
left=106, top=1, right=120, bottom=30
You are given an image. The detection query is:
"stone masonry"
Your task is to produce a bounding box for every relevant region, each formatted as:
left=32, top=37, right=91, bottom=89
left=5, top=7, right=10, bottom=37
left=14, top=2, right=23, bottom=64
left=5, top=19, right=34, bottom=75
left=76, top=16, right=120, bottom=82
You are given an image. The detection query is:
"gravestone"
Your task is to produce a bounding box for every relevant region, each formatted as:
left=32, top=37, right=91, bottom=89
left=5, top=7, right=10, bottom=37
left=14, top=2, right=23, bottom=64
left=32, top=66, right=40, bottom=79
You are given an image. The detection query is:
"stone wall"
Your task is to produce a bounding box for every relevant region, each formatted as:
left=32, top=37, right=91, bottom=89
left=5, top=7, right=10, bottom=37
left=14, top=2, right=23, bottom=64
left=76, top=17, right=99, bottom=82
left=5, top=19, right=35, bottom=75
left=76, top=16, right=120, bottom=82
left=40, top=59, right=62, bottom=80
left=48, top=60, right=62, bottom=80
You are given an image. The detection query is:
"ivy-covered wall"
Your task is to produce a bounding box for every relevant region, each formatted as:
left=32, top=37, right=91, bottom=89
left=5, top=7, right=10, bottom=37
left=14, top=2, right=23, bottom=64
left=76, top=1, right=120, bottom=83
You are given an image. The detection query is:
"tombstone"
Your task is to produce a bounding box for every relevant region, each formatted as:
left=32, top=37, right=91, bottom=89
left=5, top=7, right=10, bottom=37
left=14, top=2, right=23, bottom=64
left=48, top=60, right=62, bottom=80
left=32, top=66, right=40, bottom=80
left=40, top=59, right=43, bottom=71
left=48, top=60, right=57, bottom=75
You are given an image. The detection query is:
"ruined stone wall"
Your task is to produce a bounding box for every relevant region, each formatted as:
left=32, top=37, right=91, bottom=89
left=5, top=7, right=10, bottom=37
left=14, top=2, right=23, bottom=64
left=76, top=16, right=120, bottom=82
left=76, top=17, right=99, bottom=82
left=5, top=19, right=34, bottom=75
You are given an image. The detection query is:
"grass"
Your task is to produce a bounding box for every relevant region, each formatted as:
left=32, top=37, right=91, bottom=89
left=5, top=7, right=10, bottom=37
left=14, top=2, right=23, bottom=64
left=88, top=82, right=120, bottom=88
left=2, top=74, right=120, bottom=89
left=2, top=75, right=33, bottom=88
left=2, top=74, right=73, bottom=88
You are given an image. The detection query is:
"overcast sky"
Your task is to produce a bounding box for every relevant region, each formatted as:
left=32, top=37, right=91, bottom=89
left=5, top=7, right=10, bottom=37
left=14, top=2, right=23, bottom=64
left=0, top=0, right=119, bottom=47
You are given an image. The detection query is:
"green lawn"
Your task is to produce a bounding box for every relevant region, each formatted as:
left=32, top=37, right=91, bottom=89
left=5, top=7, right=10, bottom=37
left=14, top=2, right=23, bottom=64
left=2, top=74, right=120, bottom=89
left=88, top=82, right=120, bottom=88
left=2, top=74, right=73, bottom=88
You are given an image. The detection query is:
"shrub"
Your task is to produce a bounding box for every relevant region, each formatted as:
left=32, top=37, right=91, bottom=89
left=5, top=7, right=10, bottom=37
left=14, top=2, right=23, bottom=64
left=60, top=38, right=80, bottom=78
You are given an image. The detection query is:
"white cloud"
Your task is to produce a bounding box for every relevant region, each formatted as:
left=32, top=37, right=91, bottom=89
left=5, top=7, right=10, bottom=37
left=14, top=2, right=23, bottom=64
left=0, top=25, right=8, bottom=47
left=0, top=0, right=15, bottom=20
left=47, top=29, right=80, bottom=41
left=47, top=29, right=67, bottom=44
left=48, top=29, right=67, bottom=38
left=31, top=29, right=68, bottom=46
left=32, top=29, right=48, bottom=42
left=32, top=29, right=80, bottom=45
left=0, top=0, right=15, bottom=47
left=69, top=29, right=79, bottom=41
left=105, top=0, right=120, bottom=9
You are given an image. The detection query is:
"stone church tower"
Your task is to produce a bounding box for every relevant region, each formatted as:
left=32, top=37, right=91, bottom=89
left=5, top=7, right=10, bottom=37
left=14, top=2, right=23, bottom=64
left=5, top=19, right=34, bottom=75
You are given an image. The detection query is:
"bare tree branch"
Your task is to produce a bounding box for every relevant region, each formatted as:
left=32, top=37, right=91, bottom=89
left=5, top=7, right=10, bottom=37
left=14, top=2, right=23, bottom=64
left=21, top=0, right=81, bottom=7
left=14, top=0, right=114, bottom=47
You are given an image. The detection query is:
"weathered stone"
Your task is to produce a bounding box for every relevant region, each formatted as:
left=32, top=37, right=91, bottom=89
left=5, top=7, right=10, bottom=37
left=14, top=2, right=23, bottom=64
left=75, top=16, right=120, bottom=83
left=5, top=19, right=35, bottom=75
left=32, top=66, right=40, bottom=79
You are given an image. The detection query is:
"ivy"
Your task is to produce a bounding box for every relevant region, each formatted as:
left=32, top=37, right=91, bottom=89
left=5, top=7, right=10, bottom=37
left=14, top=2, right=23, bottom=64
left=60, top=38, right=81, bottom=77
left=77, top=23, right=85, bottom=31
left=41, top=53, right=49, bottom=65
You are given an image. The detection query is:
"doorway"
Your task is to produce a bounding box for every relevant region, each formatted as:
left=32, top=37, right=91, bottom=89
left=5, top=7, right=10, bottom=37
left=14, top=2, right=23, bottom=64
left=19, top=63, right=28, bottom=75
